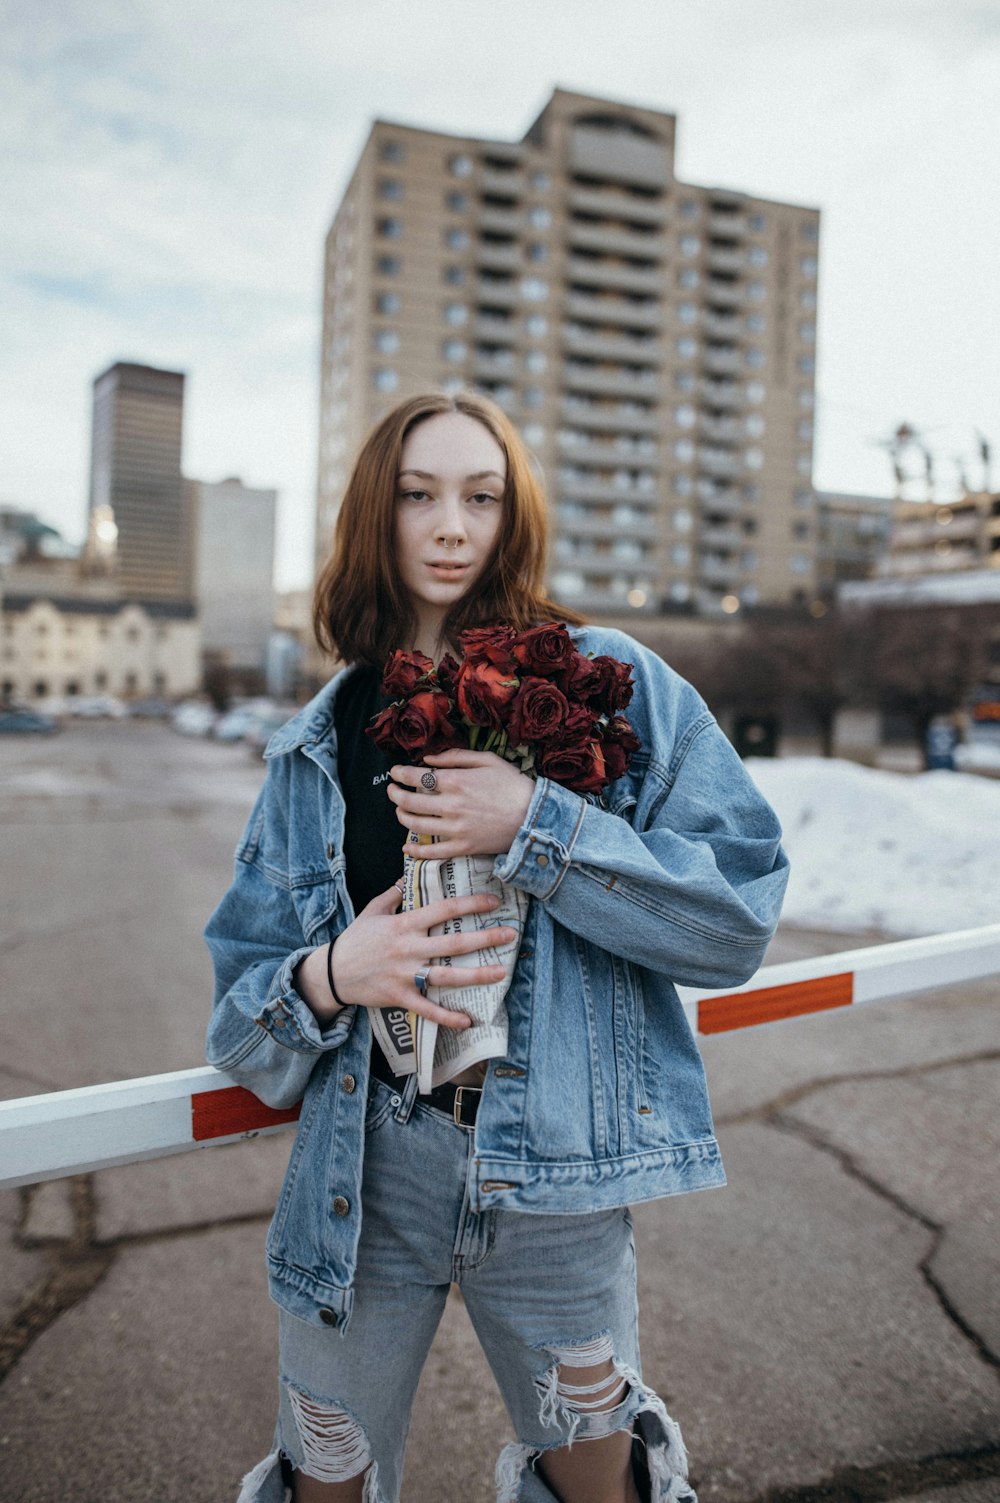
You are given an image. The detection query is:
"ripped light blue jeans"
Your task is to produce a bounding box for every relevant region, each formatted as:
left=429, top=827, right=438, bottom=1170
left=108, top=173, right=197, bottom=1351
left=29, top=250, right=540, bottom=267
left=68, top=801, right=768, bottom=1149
left=238, top=1078, right=696, bottom=1503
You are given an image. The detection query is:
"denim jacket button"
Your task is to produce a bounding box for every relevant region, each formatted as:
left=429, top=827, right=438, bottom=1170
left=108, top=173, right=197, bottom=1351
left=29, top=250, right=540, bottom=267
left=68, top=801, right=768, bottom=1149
left=332, top=1195, right=350, bottom=1216
left=535, top=853, right=549, bottom=867
left=341, top=1074, right=356, bottom=1094
left=318, top=1307, right=337, bottom=1326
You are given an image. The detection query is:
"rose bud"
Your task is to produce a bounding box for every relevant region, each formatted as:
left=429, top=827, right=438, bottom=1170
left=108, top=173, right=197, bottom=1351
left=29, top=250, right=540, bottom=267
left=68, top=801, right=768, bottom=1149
left=456, top=660, right=520, bottom=729
left=382, top=648, right=435, bottom=696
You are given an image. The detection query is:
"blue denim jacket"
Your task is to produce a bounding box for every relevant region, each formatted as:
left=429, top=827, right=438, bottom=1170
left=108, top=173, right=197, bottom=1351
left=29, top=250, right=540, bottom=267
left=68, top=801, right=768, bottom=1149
left=204, top=627, right=788, bottom=1331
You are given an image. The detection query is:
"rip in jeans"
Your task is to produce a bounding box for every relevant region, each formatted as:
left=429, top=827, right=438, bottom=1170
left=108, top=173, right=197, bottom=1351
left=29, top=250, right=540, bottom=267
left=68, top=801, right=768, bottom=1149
left=495, top=1334, right=697, bottom=1503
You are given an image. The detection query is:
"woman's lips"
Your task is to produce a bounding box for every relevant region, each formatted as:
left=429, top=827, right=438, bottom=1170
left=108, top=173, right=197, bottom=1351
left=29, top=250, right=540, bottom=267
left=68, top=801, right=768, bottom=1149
left=426, top=561, right=469, bottom=574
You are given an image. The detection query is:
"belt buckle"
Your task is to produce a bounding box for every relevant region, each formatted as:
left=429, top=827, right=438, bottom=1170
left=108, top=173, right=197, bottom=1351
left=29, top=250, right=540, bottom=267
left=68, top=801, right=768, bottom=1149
left=453, top=1085, right=481, bottom=1129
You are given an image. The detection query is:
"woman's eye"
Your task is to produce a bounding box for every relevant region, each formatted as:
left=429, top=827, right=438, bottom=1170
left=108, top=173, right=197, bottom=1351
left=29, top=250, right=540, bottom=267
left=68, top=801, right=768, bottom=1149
left=399, top=489, right=431, bottom=503
left=469, top=491, right=500, bottom=506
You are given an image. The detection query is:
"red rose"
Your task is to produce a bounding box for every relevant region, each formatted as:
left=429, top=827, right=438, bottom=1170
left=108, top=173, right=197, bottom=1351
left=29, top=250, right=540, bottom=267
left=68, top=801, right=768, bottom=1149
left=508, top=677, right=571, bottom=746
left=456, top=660, right=519, bottom=729
left=587, top=656, right=635, bottom=714
left=459, top=625, right=518, bottom=671
left=511, top=623, right=576, bottom=677
left=381, top=649, right=435, bottom=696
left=538, top=738, right=608, bottom=796
left=435, top=652, right=460, bottom=698
left=367, top=689, right=460, bottom=757
left=600, top=715, right=640, bottom=782
left=559, top=650, right=602, bottom=699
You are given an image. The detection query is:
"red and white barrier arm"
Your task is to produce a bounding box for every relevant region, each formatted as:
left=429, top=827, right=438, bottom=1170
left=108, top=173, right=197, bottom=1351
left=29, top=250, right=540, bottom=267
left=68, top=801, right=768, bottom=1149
left=2, top=924, right=999, bottom=1191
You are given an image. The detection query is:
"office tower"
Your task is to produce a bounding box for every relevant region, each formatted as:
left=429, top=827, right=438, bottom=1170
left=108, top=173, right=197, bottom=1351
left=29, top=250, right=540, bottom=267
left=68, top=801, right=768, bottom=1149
left=88, top=361, right=192, bottom=602
left=316, top=88, right=821, bottom=616
left=189, top=475, right=277, bottom=673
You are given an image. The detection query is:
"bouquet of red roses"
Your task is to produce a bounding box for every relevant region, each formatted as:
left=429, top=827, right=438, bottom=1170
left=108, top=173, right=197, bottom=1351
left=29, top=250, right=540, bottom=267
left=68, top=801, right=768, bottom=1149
left=366, top=622, right=639, bottom=795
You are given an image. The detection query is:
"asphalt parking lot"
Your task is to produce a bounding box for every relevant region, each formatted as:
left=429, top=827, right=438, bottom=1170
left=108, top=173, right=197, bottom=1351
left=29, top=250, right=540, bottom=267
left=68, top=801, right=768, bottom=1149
left=1, top=722, right=997, bottom=1503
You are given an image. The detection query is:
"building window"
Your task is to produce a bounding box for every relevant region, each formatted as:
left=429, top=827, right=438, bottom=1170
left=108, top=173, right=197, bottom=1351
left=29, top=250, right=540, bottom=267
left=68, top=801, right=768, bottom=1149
left=521, top=277, right=549, bottom=301
left=673, top=438, right=695, bottom=462
left=745, top=447, right=764, bottom=469
left=741, top=550, right=758, bottom=570
left=528, top=207, right=551, bottom=228
left=376, top=255, right=400, bottom=276
left=525, top=314, right=548, bottom=337
left=525, top=350, right=547, bottom=372
left=531, top=171, right=551, bottom=191
left=745, top=348, right=765, bottom=368
left=680, top=234, right=701, bottom=256
left=675, top=370, right=695, bottom=392
left=800, top=255, right=818, bottom=278
left=748, top=246, right=769, bottom=267
left=678, top=266, right=699, bottom=290
left=444, top=265, right=466, bottom=286
left=745, top=380, right=765, bottom=403
left=446, top=228, right=469, bottom=250
left=800, top=288, right=817, bottom=310
left=524, top=386, right=544, bottom=408
left=443, top=340, right=467, bottom=361
left=526, top=242, right=548, bottom=262
left=449, top=153, right=473, bottom=177
left=677, top=303, right=697, bottom=325
left=749, top=212, right=767, bottom=232
left=793, top=487, right=813, bottom=508
left=674, top=404, right=696, bottom=428
left=800, top=221, right=819, bottom=241
left=797, top=353, right=815, bottom=374
left=377, top=217, right=402, bottom=238
left=375, top=292, right=401, bottom=315
left=673, top=474, right=693, bottom=497
left=447, top=190, right=469, bottom=212
left=799, top=321, right=816, bottom=344
left=378, top=180, right=403, bottom=200
left=746, top=313, right=766, bottom=333
left=522, top=423, right=545, bottom=446
left=791, top=553, right=811, bottom=574
left=680, top=199, right=700, bottom=219
left=673, top=507, right=693, bottom=531
left=374, top=329, right=400, bottom=353
left=671, top=542, right=691, bottom=565
left=743, top=482, right=761, bottom=502
left=373, top=368, right=399, bottom=392
left=745, top=413, right=765, bottom=437
left=444, top=303, right=469, bottom=325
left=796, top=453, right=812, bottom=475
left=379, top=140, right=404, bottom=162
left=797, top=419, right=813, bottom=441
left=793, top=520, right=810, bottom=538
left=747, top=281, right=767, bottom=302
left=676, top=335, right=697, bottom=359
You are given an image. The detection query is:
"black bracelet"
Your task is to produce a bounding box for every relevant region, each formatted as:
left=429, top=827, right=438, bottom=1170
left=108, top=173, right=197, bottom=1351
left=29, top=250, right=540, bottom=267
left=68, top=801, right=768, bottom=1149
left=326, top=939, right=347, bottom=1009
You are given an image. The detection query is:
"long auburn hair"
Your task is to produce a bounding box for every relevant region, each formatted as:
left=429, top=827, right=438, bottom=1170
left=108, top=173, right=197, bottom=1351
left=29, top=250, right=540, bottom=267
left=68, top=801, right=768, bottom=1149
left=314, top=390, right=584, bottom=668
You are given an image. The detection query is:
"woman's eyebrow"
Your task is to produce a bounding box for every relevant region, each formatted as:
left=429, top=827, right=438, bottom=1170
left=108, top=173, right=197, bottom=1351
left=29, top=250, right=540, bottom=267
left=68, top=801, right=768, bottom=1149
left=397, top=468, right=505, bottom=482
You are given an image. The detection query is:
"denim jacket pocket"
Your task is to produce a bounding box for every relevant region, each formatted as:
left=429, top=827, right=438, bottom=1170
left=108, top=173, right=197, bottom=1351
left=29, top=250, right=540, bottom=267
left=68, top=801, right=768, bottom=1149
left=289, top=876, right=340, bottom=946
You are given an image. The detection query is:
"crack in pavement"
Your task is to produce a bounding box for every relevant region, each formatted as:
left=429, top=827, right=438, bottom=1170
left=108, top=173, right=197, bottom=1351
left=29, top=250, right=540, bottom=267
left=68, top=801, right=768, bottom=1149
left=732, top=1441, right=1000, bottom=1502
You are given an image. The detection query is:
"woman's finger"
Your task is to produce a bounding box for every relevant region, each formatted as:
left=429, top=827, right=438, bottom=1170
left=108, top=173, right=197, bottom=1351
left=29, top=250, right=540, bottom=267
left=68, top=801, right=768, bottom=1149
left=424, top=962, right=509, bottom=992
left=363, top=883, right=405, bottom=914
left=426, top=924, right=516, bottom=959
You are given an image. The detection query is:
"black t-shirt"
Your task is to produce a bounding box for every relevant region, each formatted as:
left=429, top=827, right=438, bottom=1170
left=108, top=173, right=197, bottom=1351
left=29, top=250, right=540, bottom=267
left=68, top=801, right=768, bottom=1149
left=334, top=666, right=407, bottom=1086
left=334, top=666, right=404, bottom=916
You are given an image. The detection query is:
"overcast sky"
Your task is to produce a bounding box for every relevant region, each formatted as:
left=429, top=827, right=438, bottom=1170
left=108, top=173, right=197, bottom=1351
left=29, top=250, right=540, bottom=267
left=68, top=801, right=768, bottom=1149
left=3, top=0, right=999, bottom=589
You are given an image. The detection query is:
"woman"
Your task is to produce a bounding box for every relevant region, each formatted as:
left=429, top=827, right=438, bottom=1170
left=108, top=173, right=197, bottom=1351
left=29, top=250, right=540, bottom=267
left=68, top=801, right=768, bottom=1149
left=205, top=392, right=789, bottom=1503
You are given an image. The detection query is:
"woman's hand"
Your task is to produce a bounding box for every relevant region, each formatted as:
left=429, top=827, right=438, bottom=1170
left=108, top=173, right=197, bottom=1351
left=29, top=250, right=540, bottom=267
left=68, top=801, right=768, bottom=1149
left=387, top=749, right=535, bottom=862
left=293, top=883, right=516, bottom=1029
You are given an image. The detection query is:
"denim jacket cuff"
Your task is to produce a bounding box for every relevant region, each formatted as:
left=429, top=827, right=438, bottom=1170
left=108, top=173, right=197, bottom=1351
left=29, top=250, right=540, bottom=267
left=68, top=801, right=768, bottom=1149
left=492, top=776, right=585, bottom=899
left=254, top=945, right=358, bottom=1052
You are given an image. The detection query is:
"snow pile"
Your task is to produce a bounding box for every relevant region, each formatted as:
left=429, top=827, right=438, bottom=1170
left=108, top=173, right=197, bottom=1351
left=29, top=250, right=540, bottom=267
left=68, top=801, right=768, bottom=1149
left=746, top=757, right=1000, bottom=937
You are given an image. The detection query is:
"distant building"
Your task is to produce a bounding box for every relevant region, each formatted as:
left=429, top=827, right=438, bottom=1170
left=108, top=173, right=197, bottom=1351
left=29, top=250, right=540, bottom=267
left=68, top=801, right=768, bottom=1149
left=815, top=490, right=894, bottom=592
left=87, top=361, right=193, bottom=603
left=189, top=476, right=276, bottom=682
left=0, top=506, right=80, bottom=566
left=316, top=87, right=822, bottom=620
left=878, top=491, right=1000, bottom=578
left=0, top=567, right=198, bottom=704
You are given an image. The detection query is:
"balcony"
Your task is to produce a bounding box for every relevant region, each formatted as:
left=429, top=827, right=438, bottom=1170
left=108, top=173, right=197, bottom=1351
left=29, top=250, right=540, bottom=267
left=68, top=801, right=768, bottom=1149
left=567, top=186, right=668, bottom=224
left=706, top=246, right=746, bottom=274
left=476, top=242, right=520, bottom=271
left=477, top=206, right=521, bottom=235
left=480, top=169, right=525, bottom=197
left=699, top=554, right=740, bottom=585
left=708, top=212, right=748, bottom=238
left=702, top=311, right=743, bottom=340
left=704, top=279, right=745, bottom=308
left=568, top=222, right=669, bottom=260
left=471, top=349, right=517, bottom=378
left=474, top=277, right=519, bottom=306
left=473, top=312, right=520, bottom=340
left=563, top=364, right=660, bottom=399
left=700, top=378, right=745, bottom=408
left=699, top=523, right=744, bottom=550
left=560, top=397, right=662, bottom=434
left=697, top=447, right=743, bottom=478
left=698, top=488, right=742, bottom=517
left=561, top=324, right=664, bottom=364
left=701, top=346, right=743, bottom=375
left=566, top=258, right=663, bottom=294
left=557, top=432, right=662, bottom=468
left=700, top=415, right=743, bottom=444
left=564, top=292, right=662, bottom=330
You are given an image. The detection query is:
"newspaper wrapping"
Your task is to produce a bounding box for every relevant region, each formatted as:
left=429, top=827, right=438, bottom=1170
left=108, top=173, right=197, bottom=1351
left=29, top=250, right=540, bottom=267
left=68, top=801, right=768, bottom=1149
left=369, top=833, right=527, bottom=1092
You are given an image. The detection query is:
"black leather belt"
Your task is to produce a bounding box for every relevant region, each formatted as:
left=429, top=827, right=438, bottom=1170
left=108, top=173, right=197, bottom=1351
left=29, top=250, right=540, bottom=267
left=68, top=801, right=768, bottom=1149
left=421, top=1081, right=482, bottom=1129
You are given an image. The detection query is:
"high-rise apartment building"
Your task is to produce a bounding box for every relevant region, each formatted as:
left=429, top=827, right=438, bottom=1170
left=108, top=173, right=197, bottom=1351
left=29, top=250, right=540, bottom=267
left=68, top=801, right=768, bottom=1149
left=88, top=361, right=192, bottom=603
left=189, top=474, right=277, bottom=673
left=316, top=88, right=821, bottom=616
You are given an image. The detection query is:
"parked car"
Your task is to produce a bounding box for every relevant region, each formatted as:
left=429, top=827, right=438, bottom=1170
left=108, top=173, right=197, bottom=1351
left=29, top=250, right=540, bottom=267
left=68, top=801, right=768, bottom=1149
left=213, top=700, right=276, bottom=742
left=69, top=695, right=127, bottom=719
left=0, top=709, right=59, bottom=734
left=171, top=700, right=218, bottom=736
left=243, top=705, right=295, bottom=756
left=127, top=697, right=173, bottom=718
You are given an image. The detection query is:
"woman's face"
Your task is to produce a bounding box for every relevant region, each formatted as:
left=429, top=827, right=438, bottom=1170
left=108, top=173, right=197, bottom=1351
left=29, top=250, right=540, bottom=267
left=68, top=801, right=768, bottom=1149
left=394, top=410, right=506, bottom=651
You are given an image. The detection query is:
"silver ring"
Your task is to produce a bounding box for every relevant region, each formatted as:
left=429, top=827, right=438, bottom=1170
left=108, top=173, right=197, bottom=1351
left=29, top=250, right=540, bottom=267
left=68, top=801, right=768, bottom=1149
left=414, top=969, right=430, bottom=997
left=420, top=770, right=439, bottom=793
